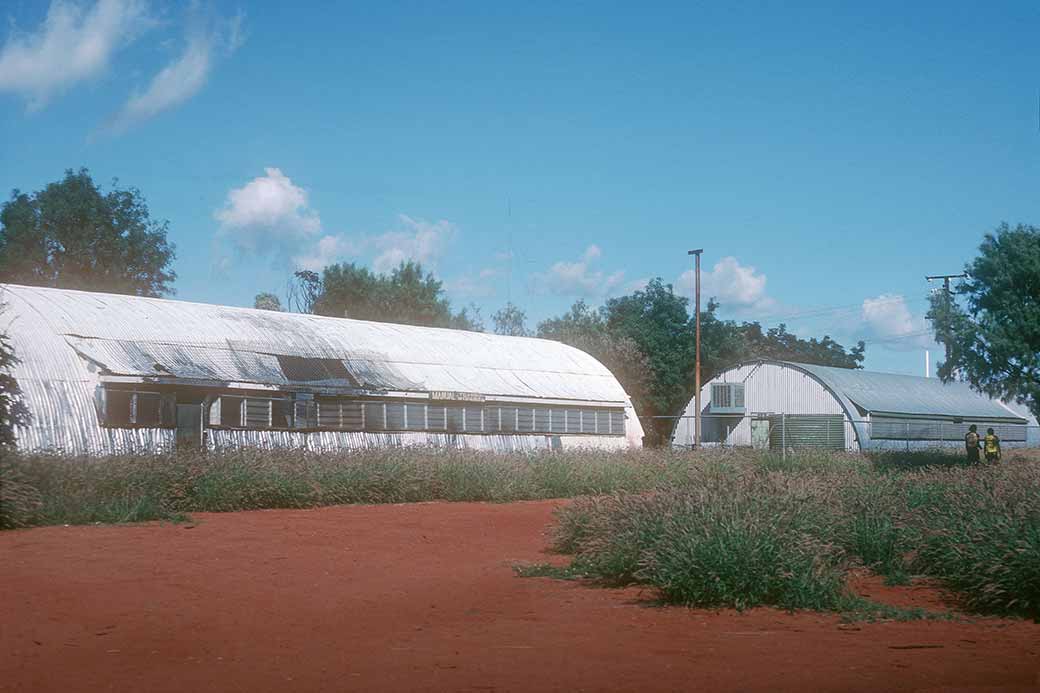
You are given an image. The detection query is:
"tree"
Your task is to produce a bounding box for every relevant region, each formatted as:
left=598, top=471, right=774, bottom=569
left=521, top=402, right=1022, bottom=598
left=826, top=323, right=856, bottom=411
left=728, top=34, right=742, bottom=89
left=287, top=270, right=322, bottom=314
left=538, top=279, right=867, bottom=445
left=927, top=223, right=1040, bottom=418
left=0, top=306, right=31, bottom=446
left=537, top=300, right=653, bottom=434
left=253, top=292, right=283, bottom=311
left=492, top=302, right=530, bottom=336
left=303, top=260, right=481, bottom=330
left=0, top=168, right=176, bottom=296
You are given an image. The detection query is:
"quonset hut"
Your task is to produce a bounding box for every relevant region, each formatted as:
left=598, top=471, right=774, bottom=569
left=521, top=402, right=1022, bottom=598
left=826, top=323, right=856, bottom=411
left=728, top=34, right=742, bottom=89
left=671, top=360, right=1038, bottom=452
left=1, top=284, right=643, bottom=455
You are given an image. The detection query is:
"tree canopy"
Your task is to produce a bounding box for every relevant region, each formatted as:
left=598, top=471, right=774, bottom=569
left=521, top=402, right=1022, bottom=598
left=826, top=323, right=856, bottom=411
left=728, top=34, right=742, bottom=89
left=289, top=261, right=483, bottom=330
left=0, top=168, right=176, bottom=297
left=538, top=279, right=865, bottom=444
left=254, top=292, right=283, bottom=311
left=492, top=302, right=530, bottom=336
left=927, top=223, right=1040, bottom=418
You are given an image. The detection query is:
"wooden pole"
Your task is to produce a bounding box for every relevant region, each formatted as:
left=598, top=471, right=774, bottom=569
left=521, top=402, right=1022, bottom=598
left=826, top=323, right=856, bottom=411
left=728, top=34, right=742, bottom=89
left=689, top=249, right=703, bottom=448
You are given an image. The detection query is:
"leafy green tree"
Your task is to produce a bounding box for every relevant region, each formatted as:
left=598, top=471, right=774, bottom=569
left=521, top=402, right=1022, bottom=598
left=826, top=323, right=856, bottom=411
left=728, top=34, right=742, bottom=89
left=539, top=280, right=866, bottom=444
left=492, top=302, right=530, bottom=336
left=311, top=260, right=481, bottom=330
left=0, top=168, right=176, bottom=296
left=927, top=223, right=1040, bottom=418
left=0, top=306, right=30, bottom=446
left=253, top=292, right=283, bottom=311
left=537, top=300, right=653, bottom=433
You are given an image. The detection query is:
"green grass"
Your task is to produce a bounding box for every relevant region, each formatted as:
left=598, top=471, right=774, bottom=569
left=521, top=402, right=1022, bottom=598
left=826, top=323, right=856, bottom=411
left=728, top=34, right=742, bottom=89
left=3, top=445, right=1040, bottom=619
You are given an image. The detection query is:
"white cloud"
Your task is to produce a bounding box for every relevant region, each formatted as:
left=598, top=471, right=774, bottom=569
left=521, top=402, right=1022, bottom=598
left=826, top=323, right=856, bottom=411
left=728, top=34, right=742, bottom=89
left=678, top=256, right=772, bottom=311
left=536, top=245, right=625, bottom=297
left=861, top=294, right=934, bottom=350
left=215, top=168, right=322, bottom=256
left=293, top=234, right=361, bottom=272
left=0, top=0, right=151, bottom=109
left=106, top=10, right=244, bottom=132
left=371, top=214, right=456, bottom=273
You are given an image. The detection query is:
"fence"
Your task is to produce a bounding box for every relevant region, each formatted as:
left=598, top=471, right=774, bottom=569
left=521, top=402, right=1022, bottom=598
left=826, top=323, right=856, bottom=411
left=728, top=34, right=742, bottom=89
left=646, top=412, right=1040, bottom=455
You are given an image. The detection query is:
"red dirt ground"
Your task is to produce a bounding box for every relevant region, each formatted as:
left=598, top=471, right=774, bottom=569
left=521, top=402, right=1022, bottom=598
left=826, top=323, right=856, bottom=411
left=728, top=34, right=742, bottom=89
left=2, top=500, right=1038, bottom=692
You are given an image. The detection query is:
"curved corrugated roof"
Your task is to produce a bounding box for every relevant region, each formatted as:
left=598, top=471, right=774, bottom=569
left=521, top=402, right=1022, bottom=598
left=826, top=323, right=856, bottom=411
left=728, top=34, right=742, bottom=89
left=791, top=361, right=1026, bottom=422
left=0, top=283, right=630, bottom=404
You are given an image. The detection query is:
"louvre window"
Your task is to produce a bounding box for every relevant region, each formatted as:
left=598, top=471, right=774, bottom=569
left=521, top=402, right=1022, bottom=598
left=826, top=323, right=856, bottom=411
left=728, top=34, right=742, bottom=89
left=580, top=410, right=597, bottom=434
left=565, top=410, right=581, bottom=433
left=386, top=403, right=405, bottom=430
left=517, top=407, right=534, bottom=432
left=464, top=406, right=483, bottom=432
left=596, top=410, right=610, bottom=434
left=272, top=399, right=292, bottom=428
left=446, top=406, right=464, bottom=432
left=610, top=411, right=625, bottom=435
left=104, top=389, right=168, bottom=427
left=499, top=407, right=518, bottom=432
left=428, top=405, right=447, bottom=431
left=534, top=408, right=551, bottom=433
left=364, top=402, right=385, bottom=430
left=405, top=404, right=426, bottom=430
left=483, top=406, right=501, bottom=432
left=550, top=409, right=566, bottom=433
left=246, top=399, right=272, bottom=428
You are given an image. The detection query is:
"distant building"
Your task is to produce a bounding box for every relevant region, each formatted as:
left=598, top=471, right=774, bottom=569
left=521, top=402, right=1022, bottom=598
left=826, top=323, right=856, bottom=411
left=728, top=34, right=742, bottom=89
left=1, top=284, right=643, bottom=455
left=672, top=360, right=1038, bottom=452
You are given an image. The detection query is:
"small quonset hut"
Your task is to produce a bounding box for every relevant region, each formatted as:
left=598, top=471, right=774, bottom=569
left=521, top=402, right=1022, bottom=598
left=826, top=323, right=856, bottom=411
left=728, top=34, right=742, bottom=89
left=1, top=284, right=643, bottom=455
left=671, top=360, right=1038, bottom=452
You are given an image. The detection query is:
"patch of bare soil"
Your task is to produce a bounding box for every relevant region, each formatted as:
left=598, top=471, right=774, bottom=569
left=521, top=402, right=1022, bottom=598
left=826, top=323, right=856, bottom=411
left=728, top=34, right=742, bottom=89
left=2, top=501, right=1038, bottom=692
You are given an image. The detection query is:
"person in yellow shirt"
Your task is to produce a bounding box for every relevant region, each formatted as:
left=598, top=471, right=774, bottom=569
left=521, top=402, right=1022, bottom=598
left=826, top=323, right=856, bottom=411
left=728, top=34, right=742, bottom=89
left=984, top=427, right=1001, bottom=463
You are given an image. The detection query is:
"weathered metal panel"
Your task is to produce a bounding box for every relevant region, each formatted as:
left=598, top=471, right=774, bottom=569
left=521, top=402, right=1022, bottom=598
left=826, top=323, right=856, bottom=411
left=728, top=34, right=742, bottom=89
left=1, top=283, right=644, bottom=454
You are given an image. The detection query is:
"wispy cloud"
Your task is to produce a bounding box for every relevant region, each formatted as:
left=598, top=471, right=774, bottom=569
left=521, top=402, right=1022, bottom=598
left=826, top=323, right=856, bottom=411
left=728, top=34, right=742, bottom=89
left=534, top=245, right=625, bottom=298
left=370, top=215, right=456, bottom=273
left=861, top=293, right=935, bottom=350
left=0, top=0, right=152, bottom=110
left=105, top=8, right=244, bottom=133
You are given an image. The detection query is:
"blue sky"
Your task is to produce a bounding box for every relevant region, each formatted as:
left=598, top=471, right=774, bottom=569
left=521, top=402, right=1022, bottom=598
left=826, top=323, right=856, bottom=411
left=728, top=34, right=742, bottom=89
left=1, top=0, right=1037, bottom=375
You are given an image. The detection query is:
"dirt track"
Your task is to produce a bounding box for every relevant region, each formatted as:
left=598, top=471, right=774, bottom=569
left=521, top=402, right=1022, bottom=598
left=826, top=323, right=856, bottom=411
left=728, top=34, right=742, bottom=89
left=2, top=500, right=1039, bottom=692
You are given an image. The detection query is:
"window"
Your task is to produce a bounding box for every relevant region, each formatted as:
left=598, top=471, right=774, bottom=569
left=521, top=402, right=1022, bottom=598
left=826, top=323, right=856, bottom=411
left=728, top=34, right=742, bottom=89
left=103, top=389, right=170, bottom=427
left=428, top=405, right=446, bottom=431
left=405, top=403, right=426, bottom=430
left=385, top=403, right=405, bottom=430
left=500, top=407, right=518, bottom=432
left=106, top=390, right=133, bottom=426
left=446, top=406, right=464, bottom=432
left=365, top=402, right=385, bottom=430
left=534, top=408, right=551, bottom=433
left=245, top=399, right=272, bottom=428
left=293, top=399, right=317, bottom=429
left=610, top=411, right=625, bottom=436
left=565, top=410, right=581, bottom=433
left=596, top=410, right=610, bottom=434
left=464, top=406, right=483, bottom=432
left=517, top=407, right=534, bottom=432
left=580, top=410, right=596, bottom=434
left=483, top=406, right=501, bottom=432
left=550, top=409, right=566, bottom=434
left=220, top=396, right=243, bottom=427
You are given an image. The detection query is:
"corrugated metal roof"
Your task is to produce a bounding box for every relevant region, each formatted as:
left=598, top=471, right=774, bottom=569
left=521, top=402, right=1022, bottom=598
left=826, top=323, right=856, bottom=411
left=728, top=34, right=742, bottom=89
left=791, top=361, right=1026, bottom=422
left=1, top=283, right=644, bottom=453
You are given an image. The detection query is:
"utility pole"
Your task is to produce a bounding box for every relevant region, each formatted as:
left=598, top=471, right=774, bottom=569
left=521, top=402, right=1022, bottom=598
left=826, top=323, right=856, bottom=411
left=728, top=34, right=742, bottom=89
left=689, top=249, right=703, bottom=448
left=926, top=273, right=966, bottom=364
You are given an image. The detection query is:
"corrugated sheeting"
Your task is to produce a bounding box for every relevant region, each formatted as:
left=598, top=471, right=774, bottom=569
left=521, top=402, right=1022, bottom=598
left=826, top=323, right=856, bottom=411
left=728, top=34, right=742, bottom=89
left=671, top=360, right=1038, bottom=452
left=672, top=362, right=857, bottom=451
left=2, top=283, right=643, bottom=453
left=207, top=430, right=626, bottom=453
left=795, top=362, right=1026, bottom=422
